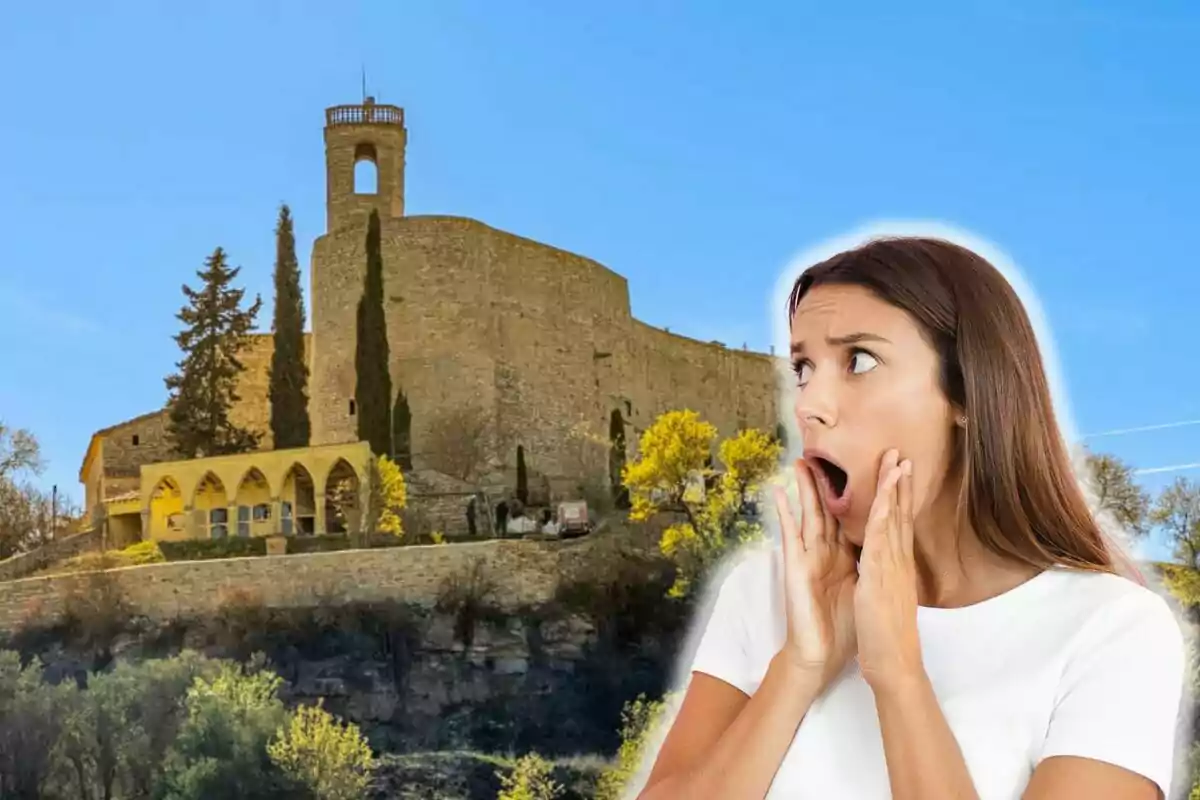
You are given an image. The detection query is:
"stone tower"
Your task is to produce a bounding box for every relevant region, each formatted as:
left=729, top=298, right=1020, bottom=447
left=323, top=97, right=407, bottom=232
left=310, top=98, right=410, bottom=448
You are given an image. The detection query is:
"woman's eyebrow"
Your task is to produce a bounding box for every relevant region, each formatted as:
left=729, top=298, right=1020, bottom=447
left=790, top=332, right=892, bottom=356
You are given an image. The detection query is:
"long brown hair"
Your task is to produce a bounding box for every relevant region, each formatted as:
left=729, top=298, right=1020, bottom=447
left=787, top=236, right=1137, bottom=578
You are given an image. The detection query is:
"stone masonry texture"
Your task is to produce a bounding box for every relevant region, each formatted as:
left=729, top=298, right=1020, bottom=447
left=309, top=102, right=782, bottom=488
left=82, top=334, right=313, bottom=511
left=82, top=99, right=783, bottom=511
left=0, top=535, right=632, bottom=634
left=0, top=528, right=102, bottom=584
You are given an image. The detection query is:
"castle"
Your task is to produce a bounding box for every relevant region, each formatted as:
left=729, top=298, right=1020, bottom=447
left=78, top=98, right=781, bottom=545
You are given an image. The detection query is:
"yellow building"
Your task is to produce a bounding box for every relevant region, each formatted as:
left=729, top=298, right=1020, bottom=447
left=80, top=436, right=371, bottom=547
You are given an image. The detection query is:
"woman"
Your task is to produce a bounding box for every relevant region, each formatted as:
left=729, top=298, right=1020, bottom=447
left=638, top=237, right=1185, bottom=799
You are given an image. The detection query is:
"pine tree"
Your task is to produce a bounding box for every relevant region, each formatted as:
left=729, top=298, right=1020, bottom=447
left=268, top=204, right=311, bottom=450
left=516, top=445, right=529, bottom=504
left=355, top=209, right=392, bottom=455
left=392, top=388, right=413, bottom=470
left=165, top=247, right=264, bottom=459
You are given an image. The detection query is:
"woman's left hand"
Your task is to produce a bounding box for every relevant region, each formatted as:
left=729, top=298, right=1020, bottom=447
left=854, top=449, right=925, bottom=697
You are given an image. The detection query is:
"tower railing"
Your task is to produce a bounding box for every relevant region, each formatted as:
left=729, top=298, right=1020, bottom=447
left=325, top=103, right=405, bottom=127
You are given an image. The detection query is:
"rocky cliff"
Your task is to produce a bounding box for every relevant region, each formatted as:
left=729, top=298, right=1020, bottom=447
left=3, top=546, right=694, bottom=799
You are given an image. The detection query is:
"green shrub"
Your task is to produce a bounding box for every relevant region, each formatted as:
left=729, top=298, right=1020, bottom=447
left=121, top=540, right=167, bottom=564
left=48, top=650, right=224, bottom=799
left=157, top=655, right=299, bottom=799
left=1160, top=563, right=1200, bottom=608
left=283, top=533, right=408, bottom=555
left=553, top=549, right=685, bottom=651
left=435, top=559, right=504, bottom=654
left=60, top=569, right=131, bottom=663
left=59, top=540, right=166, bottom=573
left=0, top=649, right=230, bottom=800
left=0, top=651, right=71, bottom=796
left=595, top=692, right=678, bottom=800
left=497, top=752, right=563, bottom=800
left=158, top=537, right=267, bottom=561
left=281, top=534, right=354, bottom=555
left=268, top=700, right=375, bottom=800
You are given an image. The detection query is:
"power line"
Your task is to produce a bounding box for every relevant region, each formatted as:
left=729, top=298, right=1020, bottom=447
left=1083, top=419, right=1200, bottom=439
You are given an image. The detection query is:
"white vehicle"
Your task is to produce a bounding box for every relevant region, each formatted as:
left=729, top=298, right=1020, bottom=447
left=556, top=501, right=591, bottom=539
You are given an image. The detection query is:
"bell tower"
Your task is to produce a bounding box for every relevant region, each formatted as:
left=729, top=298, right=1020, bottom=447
left=323, top=97, right=407, bottom=232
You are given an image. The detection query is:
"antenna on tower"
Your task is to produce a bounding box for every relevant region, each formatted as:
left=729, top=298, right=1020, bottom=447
left=361, top=65, right=367, bottom=102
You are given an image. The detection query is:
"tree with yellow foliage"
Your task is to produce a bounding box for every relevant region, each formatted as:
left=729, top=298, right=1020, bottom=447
left=496, top=752, right=563, bottom=800
left=595, top=691, right=680, bottom=800
left=366, top=455, right=407, bottom=537
left=622, top=410, right=782, bottom=597
left=267, top=700, right=376, bottom=800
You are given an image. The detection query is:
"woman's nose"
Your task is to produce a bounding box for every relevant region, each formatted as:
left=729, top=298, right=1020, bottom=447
left=794, top=376, right=838, bottom=429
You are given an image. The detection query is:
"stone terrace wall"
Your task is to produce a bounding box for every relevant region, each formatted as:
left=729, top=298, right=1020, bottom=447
left=0, top=535, right=632, bottom=634
left=0, top=528, right=103, bottom=584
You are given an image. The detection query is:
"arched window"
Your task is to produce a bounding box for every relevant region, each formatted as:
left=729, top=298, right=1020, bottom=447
left=354, top=142, right=378, bottom=195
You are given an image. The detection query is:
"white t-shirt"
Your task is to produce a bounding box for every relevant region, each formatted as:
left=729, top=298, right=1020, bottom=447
left=689, top=544, right=1187, bottom=799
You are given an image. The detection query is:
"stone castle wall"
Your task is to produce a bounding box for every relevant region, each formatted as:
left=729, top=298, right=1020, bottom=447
left=226, top=331, right=314, bottom=453
left=85, top=101, right=782, bottom=512
left=0, top=536, right=627, bottom=634
left=228, top=333, right=275, bottom=449
left=100, top=412, right=174, bottom=480
left=309, top=214, right=781, bottom=485
left=94, top=333, right=314, bottom=487
left=626, top=322, right=779, bottom=440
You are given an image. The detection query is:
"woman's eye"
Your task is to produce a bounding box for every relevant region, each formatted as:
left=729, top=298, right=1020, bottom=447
left=793, top=361, right=812, bottom=387
left=849, top=350, right=879, bottom=375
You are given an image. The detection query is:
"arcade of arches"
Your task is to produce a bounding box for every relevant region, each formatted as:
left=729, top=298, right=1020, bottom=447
left=117, top=442, right=372, bottom=544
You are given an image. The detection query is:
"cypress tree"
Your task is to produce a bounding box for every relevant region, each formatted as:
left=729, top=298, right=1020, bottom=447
left=516, top=445, right=528, bottom=504
left=165, top=247, right=263, bottom=459
left=355, top=209, right=392, bottom=455
left=268, top=204, right=311, bottom=450
left=609, top=409, right=630, bottom=508
left=775, top=422, right=788, bottom=449
left=392, top=388, right=412, bottom=470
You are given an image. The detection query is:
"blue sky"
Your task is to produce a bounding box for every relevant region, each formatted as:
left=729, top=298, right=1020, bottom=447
left=1, top=2, right=1197, bottom=560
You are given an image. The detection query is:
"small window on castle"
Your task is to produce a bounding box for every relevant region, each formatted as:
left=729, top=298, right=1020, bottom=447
left=349, top=399, right=357, bottom=416
left=132, top=435, right=140, bottom=446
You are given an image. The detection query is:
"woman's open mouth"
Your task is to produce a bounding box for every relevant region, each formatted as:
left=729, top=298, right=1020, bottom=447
left=805, top=451, right=853, bottom=517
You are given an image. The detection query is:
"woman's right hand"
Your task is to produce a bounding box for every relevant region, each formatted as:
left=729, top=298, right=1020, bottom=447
left=771, top=458, right=859, bottom=687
